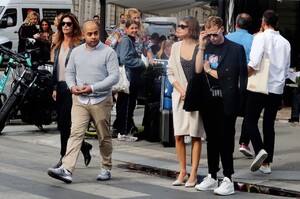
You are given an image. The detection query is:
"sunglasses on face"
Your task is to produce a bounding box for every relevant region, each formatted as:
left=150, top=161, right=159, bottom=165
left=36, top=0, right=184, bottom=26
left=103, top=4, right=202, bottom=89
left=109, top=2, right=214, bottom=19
left=61, top=22, right=73, bottom=27
left=177, top=24, right=189, bottom=29
left=207, top=28, right=221, bottom=37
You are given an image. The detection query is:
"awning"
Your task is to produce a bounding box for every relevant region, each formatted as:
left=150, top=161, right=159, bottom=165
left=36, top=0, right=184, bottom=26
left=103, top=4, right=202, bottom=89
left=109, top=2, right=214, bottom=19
left=106, top=0, right=211, bottom=16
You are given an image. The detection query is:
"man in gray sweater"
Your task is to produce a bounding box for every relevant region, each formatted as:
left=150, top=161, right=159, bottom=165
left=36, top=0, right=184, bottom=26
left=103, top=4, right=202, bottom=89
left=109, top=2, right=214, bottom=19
left=47, top=20, right=119, bottom=183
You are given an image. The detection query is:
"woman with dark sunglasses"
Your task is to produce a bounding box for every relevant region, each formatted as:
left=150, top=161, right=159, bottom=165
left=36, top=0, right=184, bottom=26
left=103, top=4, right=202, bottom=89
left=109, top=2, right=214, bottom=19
left=167, top=16, right=204, bottom=188
left=51, top=13, right=92, bottom=168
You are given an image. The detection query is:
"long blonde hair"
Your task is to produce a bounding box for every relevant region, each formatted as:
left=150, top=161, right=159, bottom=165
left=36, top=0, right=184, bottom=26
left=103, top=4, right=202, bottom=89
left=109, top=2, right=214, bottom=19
left=23, top=11, right=39, bottom=25
left=125, top=8, right=144, bottom=34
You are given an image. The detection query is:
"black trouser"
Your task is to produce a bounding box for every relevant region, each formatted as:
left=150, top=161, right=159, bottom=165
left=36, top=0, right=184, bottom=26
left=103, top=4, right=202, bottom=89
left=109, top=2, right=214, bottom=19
left=56, top=81, right=88, bottom=156
left=113, top=75, right=140, bottom=135
left=201, top=99, right=237, bottom=178
left=244, top=91, right=282, bottom=163
left=239, top=119, right=250, bottom=145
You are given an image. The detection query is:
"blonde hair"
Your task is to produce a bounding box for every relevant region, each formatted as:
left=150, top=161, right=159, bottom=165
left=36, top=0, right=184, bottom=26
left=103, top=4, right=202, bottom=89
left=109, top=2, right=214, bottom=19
left=23, top=11, right=39, bottom=25
left=125, top=8, right=144, bottom=33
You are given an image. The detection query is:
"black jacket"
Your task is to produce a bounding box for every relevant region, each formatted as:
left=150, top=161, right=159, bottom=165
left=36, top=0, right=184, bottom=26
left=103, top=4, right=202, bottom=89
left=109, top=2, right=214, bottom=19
left=184, top=38, right=248, bottom=116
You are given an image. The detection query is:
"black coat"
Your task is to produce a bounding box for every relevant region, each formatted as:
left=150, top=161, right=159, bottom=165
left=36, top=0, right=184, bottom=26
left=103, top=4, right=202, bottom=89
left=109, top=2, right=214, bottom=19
left=184, top=38, right=248, bottom=116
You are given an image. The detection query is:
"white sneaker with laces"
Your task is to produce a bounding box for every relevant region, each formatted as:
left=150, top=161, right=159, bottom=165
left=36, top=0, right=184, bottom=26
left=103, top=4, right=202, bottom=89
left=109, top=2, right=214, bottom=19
left=97, top=168, right=111, bottom=180
left=259, top=165, right=271, bottom=174
left=47, top=166, right=72, bottom=183
left=214, top=177, right=235, bottom=196
left=195, top=174, right=218, bottom=191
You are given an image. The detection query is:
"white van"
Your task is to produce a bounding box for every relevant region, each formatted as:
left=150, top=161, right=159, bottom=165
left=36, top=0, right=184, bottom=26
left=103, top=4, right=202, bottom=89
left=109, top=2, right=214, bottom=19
left=0, top=0, right=73, bottom=51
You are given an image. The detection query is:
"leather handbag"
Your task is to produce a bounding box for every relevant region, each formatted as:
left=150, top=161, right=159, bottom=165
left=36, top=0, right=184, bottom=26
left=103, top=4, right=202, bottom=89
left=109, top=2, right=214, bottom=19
left=247, top=34, right=270, bottom=94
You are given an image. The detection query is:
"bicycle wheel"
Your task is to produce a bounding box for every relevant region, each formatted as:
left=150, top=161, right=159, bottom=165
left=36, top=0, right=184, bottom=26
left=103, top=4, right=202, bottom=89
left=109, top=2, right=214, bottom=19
left=0, top=93, right=21, bottom=134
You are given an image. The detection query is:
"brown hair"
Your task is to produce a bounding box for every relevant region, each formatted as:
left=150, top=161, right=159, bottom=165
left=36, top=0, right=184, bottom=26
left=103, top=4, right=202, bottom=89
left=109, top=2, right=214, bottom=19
left=180, top=16, right=200, bottom=41
left=39, top=18, right=53, bottom=35
left=54, top=13, right=82, bottom=50
left=204, top=16, right=223, bottom=30
left=125, top=19, right=138, bottom=28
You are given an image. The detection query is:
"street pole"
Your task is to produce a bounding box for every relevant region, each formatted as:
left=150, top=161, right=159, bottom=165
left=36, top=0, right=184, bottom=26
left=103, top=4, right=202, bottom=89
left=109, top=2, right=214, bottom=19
left=100, top=0, right=106, bottom=43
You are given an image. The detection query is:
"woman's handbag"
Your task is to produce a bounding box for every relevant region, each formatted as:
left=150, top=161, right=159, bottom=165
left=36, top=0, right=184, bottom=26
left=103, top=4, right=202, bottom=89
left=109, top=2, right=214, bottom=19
left=247, top=33, right=270, bottom=94
left=112, top=65, right=130, bottom=94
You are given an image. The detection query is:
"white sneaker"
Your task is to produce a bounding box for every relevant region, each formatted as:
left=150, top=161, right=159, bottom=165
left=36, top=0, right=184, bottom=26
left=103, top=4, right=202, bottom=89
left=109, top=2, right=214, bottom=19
left=214, top=177, right=235, bottom=195
left=195, top=174, right=218, bottom=191
left=250, top=149, right=268, bottom=172
left=96, top=168, right=111, bottom=180
left=47, top=166, right=72, bottom=183
left=259, top=165, right=271, bottom=174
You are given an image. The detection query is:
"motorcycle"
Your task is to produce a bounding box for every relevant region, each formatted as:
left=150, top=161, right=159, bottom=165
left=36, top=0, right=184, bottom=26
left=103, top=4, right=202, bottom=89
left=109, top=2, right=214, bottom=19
left=0, top=44, right=55, bottom=133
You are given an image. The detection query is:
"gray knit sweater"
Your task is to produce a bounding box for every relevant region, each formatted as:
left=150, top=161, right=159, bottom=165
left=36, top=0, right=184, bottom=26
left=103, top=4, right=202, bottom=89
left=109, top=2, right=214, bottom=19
left=65, top=42, right=119, bottom=97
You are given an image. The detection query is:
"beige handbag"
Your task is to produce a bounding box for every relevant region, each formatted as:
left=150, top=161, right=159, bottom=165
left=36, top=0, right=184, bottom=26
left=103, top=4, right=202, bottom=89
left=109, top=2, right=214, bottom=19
left=247, top=34, right=270, bottom=94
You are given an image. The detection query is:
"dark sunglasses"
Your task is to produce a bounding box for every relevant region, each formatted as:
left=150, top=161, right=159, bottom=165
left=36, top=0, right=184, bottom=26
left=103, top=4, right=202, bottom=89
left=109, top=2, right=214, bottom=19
left=61, top=22, right=73, bottom=27
left=207, top=28, right=221, bottom=37
left=177, top=24, right=189, bottom=29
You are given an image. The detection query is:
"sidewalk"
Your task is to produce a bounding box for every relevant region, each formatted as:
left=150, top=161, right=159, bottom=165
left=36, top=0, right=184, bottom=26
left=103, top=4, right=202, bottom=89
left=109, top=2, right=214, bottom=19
left=3, top=106, right=300, bottom=197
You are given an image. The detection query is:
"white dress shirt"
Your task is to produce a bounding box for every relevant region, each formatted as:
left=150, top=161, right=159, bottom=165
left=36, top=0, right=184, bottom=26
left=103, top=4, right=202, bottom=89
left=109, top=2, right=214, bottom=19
left=248, top=29, right=291, bottom=94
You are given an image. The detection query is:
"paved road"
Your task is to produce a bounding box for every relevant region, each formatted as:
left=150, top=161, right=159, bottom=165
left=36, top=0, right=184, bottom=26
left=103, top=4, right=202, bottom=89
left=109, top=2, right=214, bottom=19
left=0, top=125, right=290, bottom=199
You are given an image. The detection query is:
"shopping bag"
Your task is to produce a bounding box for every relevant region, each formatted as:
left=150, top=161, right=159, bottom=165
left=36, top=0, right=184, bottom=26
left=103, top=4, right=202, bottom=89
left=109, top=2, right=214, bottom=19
left=247, top=57, right=270, bottom=94
left=112, top=65, right=130, bottom=94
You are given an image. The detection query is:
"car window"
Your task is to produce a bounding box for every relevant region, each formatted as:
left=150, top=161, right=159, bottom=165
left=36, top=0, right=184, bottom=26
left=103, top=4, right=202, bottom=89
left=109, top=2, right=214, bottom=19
left=1, top=8, right=17, bottom=27
left=145, top=25, right=175, bottom=38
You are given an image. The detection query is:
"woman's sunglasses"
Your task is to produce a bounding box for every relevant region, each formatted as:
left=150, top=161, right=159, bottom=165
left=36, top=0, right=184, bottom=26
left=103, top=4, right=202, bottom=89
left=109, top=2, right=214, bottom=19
left=177, top=24, right=189, bottom=30
left=61, top=22, right=73, bottom=27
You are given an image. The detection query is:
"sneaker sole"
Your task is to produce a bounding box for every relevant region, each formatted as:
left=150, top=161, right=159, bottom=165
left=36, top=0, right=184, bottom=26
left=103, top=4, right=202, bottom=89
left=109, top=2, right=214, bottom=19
left=259, top=168, right=272, bottom=174
left=96, top=176, right=111, bottom=181
left=250, top=153, right=268, bottom=172
left=195, top=185, right=218, bottom=191
left=47, top=170, right=72, bottom=184
left=214, top=190, right=235, bottom=196
left=239, top=148, right=254, bottom=158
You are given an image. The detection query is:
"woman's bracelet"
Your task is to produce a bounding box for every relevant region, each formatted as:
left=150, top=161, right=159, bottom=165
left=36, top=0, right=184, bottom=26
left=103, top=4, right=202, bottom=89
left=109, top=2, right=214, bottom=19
left=198, top=46, right=206, bottom=50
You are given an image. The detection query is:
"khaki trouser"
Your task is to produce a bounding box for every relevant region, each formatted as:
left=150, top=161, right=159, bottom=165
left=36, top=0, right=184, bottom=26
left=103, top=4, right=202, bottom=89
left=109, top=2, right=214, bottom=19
left=63, top=95, right=113, bottom=173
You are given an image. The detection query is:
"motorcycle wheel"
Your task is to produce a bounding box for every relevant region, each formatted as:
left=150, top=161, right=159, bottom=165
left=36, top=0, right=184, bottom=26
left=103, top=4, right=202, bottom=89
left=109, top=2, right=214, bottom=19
left=0, top=93, right=20, bottom=134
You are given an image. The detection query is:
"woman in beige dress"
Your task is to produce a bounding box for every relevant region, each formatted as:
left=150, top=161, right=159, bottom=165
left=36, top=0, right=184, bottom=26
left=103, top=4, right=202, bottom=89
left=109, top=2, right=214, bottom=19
left=167, top=16, right=204, bottom=188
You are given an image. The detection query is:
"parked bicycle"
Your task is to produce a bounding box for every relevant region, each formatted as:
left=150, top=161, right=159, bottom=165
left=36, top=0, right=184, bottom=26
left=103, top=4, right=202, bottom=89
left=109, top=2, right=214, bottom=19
left=0, top=44, right=55, bottom=133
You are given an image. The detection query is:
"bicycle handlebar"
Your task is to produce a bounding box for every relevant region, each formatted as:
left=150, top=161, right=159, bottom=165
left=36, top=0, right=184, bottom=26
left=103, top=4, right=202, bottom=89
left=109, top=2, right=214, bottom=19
left=0, top=45, right=40, bottom=63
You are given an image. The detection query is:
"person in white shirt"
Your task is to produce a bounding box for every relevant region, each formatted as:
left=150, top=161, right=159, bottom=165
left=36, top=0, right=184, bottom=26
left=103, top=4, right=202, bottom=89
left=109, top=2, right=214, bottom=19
left=245, top=10, right=291, bottom=174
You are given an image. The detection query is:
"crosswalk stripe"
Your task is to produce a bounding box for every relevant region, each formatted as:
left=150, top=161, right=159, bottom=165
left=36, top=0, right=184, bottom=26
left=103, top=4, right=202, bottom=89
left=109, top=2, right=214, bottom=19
left=0, top=185, right=50, bottom=199
left=0, top=162, right=150, bottom=198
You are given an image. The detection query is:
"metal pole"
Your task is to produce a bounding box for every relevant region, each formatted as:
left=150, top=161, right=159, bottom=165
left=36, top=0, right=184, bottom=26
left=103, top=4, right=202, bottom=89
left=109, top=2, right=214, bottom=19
left=100, top=0, right=106, bottom=43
